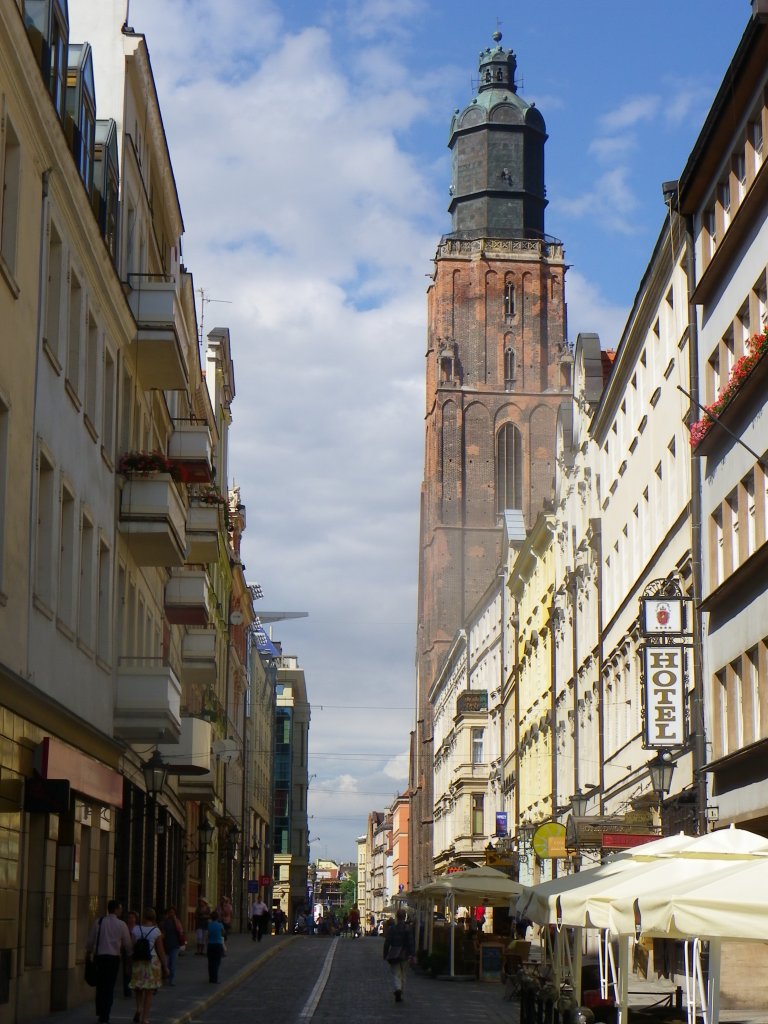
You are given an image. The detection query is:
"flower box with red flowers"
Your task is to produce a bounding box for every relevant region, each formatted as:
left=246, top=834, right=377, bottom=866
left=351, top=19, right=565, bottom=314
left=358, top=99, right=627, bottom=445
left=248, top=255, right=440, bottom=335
left=688, top=331, right=768, bottom=456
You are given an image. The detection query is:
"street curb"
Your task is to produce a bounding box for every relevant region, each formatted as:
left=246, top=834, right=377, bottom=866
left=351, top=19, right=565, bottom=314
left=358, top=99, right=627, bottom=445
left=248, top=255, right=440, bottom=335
left=171, top=936, right=298, bottom=1024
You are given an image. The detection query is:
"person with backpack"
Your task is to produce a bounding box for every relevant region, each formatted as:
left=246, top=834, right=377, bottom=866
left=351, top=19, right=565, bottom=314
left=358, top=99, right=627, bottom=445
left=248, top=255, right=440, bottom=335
left=129, top=907, right=169, bottom=1024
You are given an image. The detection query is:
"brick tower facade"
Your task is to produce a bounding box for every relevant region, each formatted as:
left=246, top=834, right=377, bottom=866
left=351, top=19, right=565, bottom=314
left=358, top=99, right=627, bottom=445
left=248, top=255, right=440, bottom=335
left=409, top=33, right=572, bottom=884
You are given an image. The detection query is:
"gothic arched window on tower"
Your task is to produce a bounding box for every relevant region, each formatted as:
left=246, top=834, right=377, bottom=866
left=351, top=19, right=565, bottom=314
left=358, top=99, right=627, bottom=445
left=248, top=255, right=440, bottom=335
left=504, top=346, right=516, bottom=390
left=496, top=423, right=523, bottom=512
left=503, top=281, right=515, bottom=322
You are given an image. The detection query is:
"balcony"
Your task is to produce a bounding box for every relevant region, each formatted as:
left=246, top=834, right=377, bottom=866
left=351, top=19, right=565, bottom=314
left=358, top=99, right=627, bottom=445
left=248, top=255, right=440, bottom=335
left=127, top=275, right=187, bottom=390
left=181, top=628, right=217, bottom=686
left=177, top=769, right=217, bottom=802
left=115, top=658, right=181, bottom=743
left=186, top=501, right=221, bottom=563
left=691, top=335, right=768, bottom=457
left=159, top=716, right=212, bottom=776
left=165, top=568, right=211, bottom=626
left=119, top=473, right=186, bottom=566
left=168, top=421, right=213, bottom=483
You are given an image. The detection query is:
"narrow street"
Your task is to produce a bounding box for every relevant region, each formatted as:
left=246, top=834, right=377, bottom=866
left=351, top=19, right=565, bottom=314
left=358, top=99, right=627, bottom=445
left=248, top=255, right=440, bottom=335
left=195, top=935, right=517, bottom=1024
left=42, top=933, right=519, bottom=1024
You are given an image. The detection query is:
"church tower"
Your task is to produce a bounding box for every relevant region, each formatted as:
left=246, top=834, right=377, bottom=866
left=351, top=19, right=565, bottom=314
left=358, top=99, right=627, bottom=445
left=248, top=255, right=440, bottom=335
left=410, top=33, right=572, bottom=883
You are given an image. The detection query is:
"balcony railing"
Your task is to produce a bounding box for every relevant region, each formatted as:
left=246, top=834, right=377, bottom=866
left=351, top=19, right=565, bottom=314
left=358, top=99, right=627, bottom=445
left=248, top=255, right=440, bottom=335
left=119, top=473, right=186, bottom=566
left=165, top=568, right=212, bottom=626
left=168, top=420, right=213, bottom=483
left=159, top=716, right=212, bottom=776
left=115, top=657, right=181, bottom=743
left=186, top=501, right=221, bottom=563
left=127, top=274, right=188, bottom=390
left=181, top=629, right=217, bottom=686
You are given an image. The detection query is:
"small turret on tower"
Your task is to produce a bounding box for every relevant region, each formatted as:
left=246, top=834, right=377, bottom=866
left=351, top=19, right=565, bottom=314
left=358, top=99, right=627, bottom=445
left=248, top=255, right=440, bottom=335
left=448, top=31, right=547, bottom=240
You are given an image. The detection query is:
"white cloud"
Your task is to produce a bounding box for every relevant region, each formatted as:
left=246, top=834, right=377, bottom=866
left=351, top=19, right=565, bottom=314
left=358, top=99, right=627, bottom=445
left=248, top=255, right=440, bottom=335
left=564, top=270, right=628, bottom=351
left=383, top=752, right=410, bottom=781
left=598, top=95, right=660, bottom=133
left=555, top=167, right=639, bottom=234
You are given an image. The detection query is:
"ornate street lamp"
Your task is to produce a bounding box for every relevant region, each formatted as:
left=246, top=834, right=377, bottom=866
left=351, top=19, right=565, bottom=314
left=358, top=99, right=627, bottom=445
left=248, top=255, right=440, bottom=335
left=648, top=753, right=675, bottom=801
left=141, top=751, right=168, bottom=800
left=570, top=789, right=589, bottom=818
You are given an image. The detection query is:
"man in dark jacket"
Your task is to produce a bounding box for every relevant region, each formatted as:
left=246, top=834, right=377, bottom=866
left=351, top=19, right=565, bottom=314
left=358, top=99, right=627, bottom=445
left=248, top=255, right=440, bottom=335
left=383, top=909, right=415, bottom=1003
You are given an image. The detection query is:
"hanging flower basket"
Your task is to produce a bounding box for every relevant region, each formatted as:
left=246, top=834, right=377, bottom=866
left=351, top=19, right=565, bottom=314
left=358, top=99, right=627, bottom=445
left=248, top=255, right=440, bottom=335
left=688, top=330, right=768, bottom=449
left=118, top=449, right=175, bottom=476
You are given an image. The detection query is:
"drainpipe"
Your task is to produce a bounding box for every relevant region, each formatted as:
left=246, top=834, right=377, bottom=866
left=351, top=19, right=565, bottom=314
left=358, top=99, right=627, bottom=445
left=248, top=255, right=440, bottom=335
left=590, top=519, right=605, bottom=813
left=570, top=569, right=580, bottom=796
left=684, top=214, right=708, bottom=837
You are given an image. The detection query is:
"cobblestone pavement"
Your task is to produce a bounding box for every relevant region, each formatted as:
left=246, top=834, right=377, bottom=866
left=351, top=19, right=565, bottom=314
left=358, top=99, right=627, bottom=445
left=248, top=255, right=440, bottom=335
left=195, top=935, right=520, bottom=1024
left=28, top=931, right=768, bottom=1024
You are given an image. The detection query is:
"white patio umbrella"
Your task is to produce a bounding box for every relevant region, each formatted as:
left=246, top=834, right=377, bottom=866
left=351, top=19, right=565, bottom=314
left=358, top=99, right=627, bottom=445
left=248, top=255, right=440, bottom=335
left=418, top=866, right=527, bottom=978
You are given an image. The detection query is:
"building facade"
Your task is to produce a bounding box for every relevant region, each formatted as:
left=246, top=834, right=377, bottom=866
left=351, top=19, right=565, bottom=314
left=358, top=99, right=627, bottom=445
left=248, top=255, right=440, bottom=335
left=411, top=30, right=572, bottom=886
left=272, top=655, right=310, bottom=927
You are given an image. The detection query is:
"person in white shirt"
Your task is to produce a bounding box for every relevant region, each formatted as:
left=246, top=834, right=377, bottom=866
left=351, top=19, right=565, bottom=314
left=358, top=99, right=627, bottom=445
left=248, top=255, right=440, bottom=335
left=85, top=899, right=133, bottom=1024
left=249, top=896, right=269, bottom=942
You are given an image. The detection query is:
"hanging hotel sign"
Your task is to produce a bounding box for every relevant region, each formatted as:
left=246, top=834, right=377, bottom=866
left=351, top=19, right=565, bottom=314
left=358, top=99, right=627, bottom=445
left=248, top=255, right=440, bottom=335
left=639, top=579, right=692, bottom=750
left=642, top=646, right=686, bottom=747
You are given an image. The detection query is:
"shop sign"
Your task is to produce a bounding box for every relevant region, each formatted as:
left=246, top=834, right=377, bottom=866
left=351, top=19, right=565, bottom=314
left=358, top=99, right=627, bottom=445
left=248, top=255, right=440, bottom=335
left=259, top=875, right=272, bottom=887
left=640, top=597, right=686, bottom=635
left=642, top=646, right=686, bottom=747
left=457, top=690, right=488, bottom=714
left=532, top=821, right=566, bottom=859
left=495, top=811, right=508, bottom=836
left=602, top=832, right=659, bottom=850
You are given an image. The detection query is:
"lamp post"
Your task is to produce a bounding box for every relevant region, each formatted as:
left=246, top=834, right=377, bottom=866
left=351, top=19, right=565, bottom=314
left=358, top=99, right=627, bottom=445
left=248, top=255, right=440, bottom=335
left=648, top=753, right=675, bottom=801
left=142, top=751, right=168, bottom=800
left=570, top=789, right=589, bottom=818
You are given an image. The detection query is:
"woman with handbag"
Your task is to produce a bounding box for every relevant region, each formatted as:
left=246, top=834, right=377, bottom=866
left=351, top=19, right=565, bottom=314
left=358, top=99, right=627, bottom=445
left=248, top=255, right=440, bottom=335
left=383, top=909, right=415, bottom=1003
left=129, top=907, right=169, bottom=1024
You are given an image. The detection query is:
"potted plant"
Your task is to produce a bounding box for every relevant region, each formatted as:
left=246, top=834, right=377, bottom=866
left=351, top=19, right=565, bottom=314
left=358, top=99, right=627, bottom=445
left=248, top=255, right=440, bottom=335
left=118, top=449, right=175, bottom=476
left=689, top=329, right=768, bottom=448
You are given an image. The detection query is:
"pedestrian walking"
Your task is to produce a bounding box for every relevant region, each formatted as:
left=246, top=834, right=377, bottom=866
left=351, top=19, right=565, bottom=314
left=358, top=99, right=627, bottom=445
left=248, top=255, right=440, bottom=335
left=160, top=906, right=185, bottom=986
left=129, top=907, right=169, bottom=1024
left=349, top=904, right=361, bottom=938
left=249, top=894, right=269, bottom=942
left=85, top=899, right=133, bottom=1024
left=383, top=908, right=415, bottom=1004
left=206, top=910, right=226, bottom=983
left=194, top=897, right=210, bottom=955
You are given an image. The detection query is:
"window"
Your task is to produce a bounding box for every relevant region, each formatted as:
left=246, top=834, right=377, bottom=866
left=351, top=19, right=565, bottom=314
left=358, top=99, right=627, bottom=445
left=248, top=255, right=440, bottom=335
left=503, top=281, right=515, bottom=320
left=496, top=423, right=522, bottom=512
left=102, top=347, right=115, bottom=460
left=57, top=486, right=76, bottom=628
left=471, top=727, right=484, bottom=765
left=744, top=471, right=756, bottom=560
left=43, top=221, right=65, bottom=363
left=725, top=488, right=738, bottom=573
left=752, top=119, right=764, bottom=168
left=707, top=350, right=721, bottom=405
left=0, top=113, right=21, bottom=278
left=34, top=450, right=55, bottom=607
left=471, top=794, right=484, bottom=836
left=66, top=271, right=83, bottom=396
left=714, top=668, right=728, bottom=758
left=705, top=207, right=717, bottom=250
left=97, top=539, right=111, bottom=662
left=0, top=398, right=6, bottom=590
left=712, top=506, right=724, bottom=587
left=504, top=346, right=516, bottom=388
left=78, top=514, right=94, bottom=648
left=734, top=152, right=746, bottom=199
left=745, top=647, right=760, bottom=744
left=84, top=314, right=99, bottom=431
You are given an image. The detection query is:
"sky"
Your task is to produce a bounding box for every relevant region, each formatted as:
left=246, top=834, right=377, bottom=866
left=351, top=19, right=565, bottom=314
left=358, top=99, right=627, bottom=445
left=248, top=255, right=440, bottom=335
left=126, top=0, right=750, bottom=862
